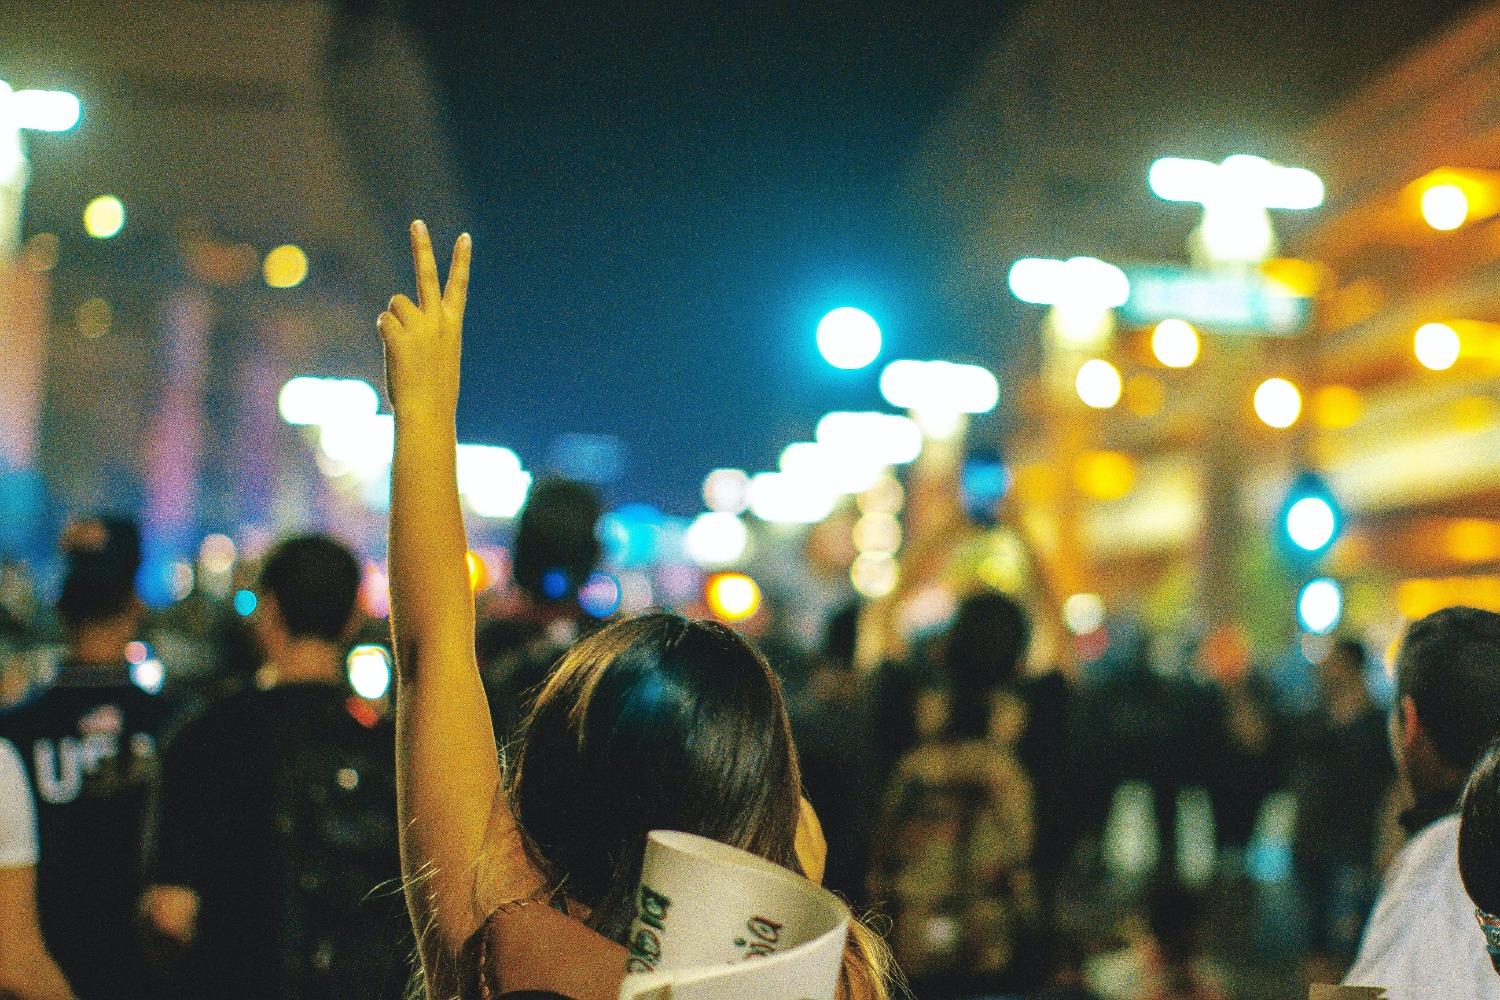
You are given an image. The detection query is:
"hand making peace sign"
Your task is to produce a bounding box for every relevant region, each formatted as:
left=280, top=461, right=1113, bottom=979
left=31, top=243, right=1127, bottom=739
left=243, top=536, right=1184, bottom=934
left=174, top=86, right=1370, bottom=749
left=378, top=220, right=471, bottom=419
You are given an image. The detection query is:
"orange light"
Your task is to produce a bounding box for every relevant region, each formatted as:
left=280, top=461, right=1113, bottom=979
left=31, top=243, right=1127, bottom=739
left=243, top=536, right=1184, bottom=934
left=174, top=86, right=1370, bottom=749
left=706, top=572, right=761, bottom=622
left=1312, top=385, right=1362, bottom=430
left=1073, top=450, right=1136, bottom=501
left=466, top=551, right=487, bottom=592
left=1124, top=374, right=1165, bottom=417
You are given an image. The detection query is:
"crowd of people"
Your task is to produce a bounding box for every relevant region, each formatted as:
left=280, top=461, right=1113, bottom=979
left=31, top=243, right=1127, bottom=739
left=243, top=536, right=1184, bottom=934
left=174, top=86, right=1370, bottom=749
left=0, top=223, right=1499, bottom=999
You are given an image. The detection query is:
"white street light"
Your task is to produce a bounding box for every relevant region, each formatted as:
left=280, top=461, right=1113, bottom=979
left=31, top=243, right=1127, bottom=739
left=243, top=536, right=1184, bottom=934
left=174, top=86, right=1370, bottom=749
left=1149, top=154, right=1324, bottom=265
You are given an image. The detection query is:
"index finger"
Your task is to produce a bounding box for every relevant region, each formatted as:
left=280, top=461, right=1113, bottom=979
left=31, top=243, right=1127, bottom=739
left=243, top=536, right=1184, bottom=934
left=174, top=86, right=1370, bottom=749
left=410, top=220, right=442, bottom=308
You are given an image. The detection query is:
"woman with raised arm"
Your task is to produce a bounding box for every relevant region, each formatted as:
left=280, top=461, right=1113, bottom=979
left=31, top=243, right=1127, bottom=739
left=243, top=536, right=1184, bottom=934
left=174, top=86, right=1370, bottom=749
left=380, top=222, right=889, bottom=1000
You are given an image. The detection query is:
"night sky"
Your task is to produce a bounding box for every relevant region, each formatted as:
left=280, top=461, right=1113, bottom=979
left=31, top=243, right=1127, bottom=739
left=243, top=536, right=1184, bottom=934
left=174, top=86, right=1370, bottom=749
left=404, top=2, right=1014, bottom=513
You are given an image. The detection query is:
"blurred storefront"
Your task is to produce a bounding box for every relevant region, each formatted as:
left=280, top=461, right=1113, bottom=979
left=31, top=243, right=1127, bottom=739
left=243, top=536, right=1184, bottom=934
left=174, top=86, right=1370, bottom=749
left=980, top=0, right=1500, bottom=669
left=2, top=0, right=467, bottom=576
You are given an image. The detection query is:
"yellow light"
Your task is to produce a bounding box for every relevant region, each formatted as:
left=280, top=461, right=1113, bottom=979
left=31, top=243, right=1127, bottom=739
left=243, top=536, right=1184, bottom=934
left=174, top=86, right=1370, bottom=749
left=1421, top=183, right=1469, bottom=231
left=1124, top=374, right=1165, bottom=417
left=1072, top=450, right=1136, bottom=501
left=1443, top=519, right=1500, bottom=564
left=1452, top=395, right=1499, bottom=431
left=1151, top=319, right=1200, bottom=368
left=852, top=513, right=902, bottom=554
left=263, top=244, right=309, bottom=288
left=706, top=572, right=761, bottom=622
left=466, top=551, right=487, bottom=592
left=1414, top=322, right=1461, bottom=371
left=1398, top=575, right=1500, bottom=620
left=1311, top=385, right=1362, bottom=429
left=850, top=553, right=899, bottom=599
left=1253, top=377, right=1302, bottom=429
left=1075, top=359, right=1122, bottom=409
left=857, top=474, right=904, bottom=515
left=1260, top=257, right=1327, bottom=297
left=75, top=297, right=112, bottom=339
left=83, top=195, right=125, bottom=239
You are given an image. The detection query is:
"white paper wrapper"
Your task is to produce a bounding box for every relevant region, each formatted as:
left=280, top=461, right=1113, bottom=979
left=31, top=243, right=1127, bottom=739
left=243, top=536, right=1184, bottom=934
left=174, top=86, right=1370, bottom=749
left=618, top=830, right=849, bottom=1000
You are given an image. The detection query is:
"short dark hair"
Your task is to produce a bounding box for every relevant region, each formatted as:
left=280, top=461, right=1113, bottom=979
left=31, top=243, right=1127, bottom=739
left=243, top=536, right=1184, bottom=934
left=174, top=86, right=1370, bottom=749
left=512, top=478, right=602, bottom=603
left=56, top=516, right=142, bottom=629
left=1460, top=739, right=1500, bottom=918
left=945, top=591, right=1031, bottom=739
left=1330, top=637, right=1368, bottom=674
left=1397, top=607, right=1500, bottom=773
left=258, top=535, right=361, bottom=642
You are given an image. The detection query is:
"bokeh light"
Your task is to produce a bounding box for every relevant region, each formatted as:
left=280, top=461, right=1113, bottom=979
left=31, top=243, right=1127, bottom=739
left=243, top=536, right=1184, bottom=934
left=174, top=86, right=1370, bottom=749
left=684, top=511, right=749, bottom=566
left=1063, top=593, right=1105, bottom=635
left=1421, top=183, right=1469, bottom=231
left=198, top=533, right=236, bottom=575
left=1414, top=322, right=1461, bottom=371
left=13, top=88, right=81, bottom=131
left=578, top=572, right=624, bottom=618
left=879, top=360, right=1000, bottom=416
left=130, top=658, right=166, bottom=695
left=83, top=195, right=125, bottom=239
left=347, top=644, right=393, bottom=700
left=816, top=307, right=882, bottom=370
left=1297, top=578, right=1343, bottom=635
left=1312, top=385, right=1362, bottom=429
left=264, top=244, right=309, bottom=288
left=1075, top=359, right=1123, bottom=409
left=277, top=377, right=379, bottom=427
left=746, top=471, right=836, bottom=524
left=1254, top=377, right=1302, bottom=428
left=852, top=512, right=902, bottom=554
left=706, top=572, right=761, bottom=622
left=1286, top=496, right=1337, bottom=552
left=850, top=552, right=899, bottom=599
left=703, top=468, right=750, bottom=514
left=76, top=297, right=112, bottom=339
left=1151, top=319, right=1200, bottom=368
left=233, top=589, right=258, bottom=617
left=1073, top=451, right=1136, bottom=501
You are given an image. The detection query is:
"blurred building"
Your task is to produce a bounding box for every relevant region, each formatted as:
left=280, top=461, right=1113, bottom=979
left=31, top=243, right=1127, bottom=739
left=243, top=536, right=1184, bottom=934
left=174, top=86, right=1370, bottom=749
left=1294, top=1, right=1500, bottom=631
left=908, top=0, right=1490, bottom=659
left=2, top=0, right=466, bottom=572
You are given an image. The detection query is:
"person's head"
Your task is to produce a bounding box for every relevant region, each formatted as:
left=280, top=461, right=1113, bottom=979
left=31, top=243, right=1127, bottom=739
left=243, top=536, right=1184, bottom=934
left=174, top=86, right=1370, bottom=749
left=943, top=590, right=1029, bottom=739
left=1392, top=607, right=1500, bottom=802
left=1320, top=637, right=1369, bottom=700
left=57, top=516, right=143, bottom=657
left=512, top=478, right=602, bottom=605
left=254, top=535, right=362, bottom=657
left=819, top=599, right=859, bottom=672
left=510, top=613, right=801, bottom=940
left=1459, top=740, right=1500, bottom=974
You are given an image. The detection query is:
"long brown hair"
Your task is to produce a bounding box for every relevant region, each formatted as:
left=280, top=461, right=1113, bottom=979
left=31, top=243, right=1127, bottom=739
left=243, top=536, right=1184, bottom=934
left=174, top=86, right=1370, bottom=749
left=507, top=612, right=891, bottom=997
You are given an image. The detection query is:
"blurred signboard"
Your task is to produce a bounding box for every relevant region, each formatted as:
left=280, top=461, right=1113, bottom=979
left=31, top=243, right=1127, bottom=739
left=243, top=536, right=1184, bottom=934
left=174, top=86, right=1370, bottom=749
left=1121, top=265, right=1308, bottom=335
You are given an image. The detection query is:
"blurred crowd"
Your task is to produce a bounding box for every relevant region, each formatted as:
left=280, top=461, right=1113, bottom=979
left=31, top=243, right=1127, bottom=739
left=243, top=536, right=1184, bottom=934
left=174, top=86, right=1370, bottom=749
left=2, top=482, right=1499, bottom=1000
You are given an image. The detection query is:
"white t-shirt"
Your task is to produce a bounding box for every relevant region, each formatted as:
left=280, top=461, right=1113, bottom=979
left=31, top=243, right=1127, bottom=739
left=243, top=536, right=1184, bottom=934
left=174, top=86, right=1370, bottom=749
left=0, top=736, right=39, bottom=868
left=1344, top=814, right=1500, bottom=999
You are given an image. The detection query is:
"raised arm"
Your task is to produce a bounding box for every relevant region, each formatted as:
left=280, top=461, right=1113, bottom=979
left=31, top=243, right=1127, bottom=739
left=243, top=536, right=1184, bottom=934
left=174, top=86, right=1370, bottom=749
left=381, top=222, right=542, bottom=990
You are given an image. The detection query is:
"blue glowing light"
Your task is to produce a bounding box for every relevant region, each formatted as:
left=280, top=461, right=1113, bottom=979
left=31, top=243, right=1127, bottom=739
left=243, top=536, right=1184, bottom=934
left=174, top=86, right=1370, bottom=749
left=541, top=570, right=569, bottom=601
left=233, top=589, right=258, bottom=617
left=578, top=572, right=623, bottom=618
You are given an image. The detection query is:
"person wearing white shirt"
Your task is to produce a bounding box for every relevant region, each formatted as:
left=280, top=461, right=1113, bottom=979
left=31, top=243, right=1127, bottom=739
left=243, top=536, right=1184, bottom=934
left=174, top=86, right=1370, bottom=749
left=0, top=735, right=75, bottom=999
left=1344, top=607, right=1500, bottom=998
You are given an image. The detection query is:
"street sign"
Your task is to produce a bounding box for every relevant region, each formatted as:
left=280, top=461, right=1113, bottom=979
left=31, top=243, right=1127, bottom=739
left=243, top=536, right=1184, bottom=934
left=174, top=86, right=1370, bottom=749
left=1120, top=265, right=1308, bottom=335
